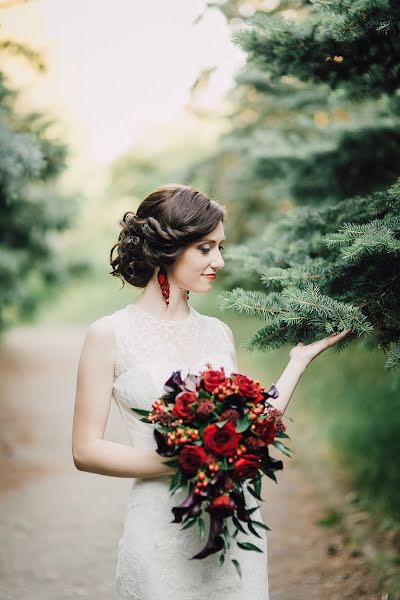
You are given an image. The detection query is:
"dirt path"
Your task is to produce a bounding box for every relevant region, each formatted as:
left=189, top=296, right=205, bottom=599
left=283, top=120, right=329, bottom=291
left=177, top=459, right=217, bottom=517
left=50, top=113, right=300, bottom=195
left=0, top=326, right=384, bottom=599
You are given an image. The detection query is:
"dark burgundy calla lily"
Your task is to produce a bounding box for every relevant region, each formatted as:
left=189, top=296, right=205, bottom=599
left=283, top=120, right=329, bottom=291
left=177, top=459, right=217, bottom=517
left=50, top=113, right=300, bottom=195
left=190, top=514, right=225, bottom=560
left=163, top=370, right=185, bottom=395
left=171, top=487, right=204, bottom=523
left=262, top=383, right=279, bottom=401
left=154, top=428, right=176, bottom=457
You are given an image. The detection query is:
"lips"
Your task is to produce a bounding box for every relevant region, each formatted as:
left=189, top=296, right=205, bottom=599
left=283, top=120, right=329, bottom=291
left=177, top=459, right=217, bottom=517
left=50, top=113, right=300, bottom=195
left=203, top=274, right=216, bottom=279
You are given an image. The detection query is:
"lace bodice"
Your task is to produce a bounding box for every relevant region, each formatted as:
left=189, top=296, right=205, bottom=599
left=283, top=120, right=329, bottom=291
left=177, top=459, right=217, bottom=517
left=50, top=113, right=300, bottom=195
left=105, top=302, right=269, bottom=599
left=105, top=302, right=237, bottom=454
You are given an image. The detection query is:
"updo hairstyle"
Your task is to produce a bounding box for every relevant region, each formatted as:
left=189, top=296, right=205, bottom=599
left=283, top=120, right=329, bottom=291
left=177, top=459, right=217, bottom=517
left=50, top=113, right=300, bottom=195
left=109, top=184, right=227, bottom=288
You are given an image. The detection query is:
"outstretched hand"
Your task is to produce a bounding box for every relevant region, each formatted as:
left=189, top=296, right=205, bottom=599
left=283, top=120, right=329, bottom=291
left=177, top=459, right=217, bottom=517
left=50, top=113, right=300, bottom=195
left=289, top=327, right=353, bottom=368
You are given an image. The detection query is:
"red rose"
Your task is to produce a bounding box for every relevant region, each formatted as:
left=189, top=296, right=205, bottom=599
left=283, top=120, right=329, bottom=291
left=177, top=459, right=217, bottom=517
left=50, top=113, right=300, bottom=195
left=172, top=391, right=197, bottom=423
left=233, top=454, right=260, bottom=479
left=203, top=421, right=242, bottom=456
left=258, top=419, right=276, bottom=445
left=231, top=374, right=263, bottom=402
left=202, top=367, right=228, bottom=393
left=206, top=494, right=236, bottom=518
left=178, top=445, right=207, bottom=476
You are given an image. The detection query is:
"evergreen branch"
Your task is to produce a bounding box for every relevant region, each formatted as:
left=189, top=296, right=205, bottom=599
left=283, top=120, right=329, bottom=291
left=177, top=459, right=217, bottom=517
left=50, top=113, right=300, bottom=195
left=217, top=288, right=287, bottom=321
left=384, top=343, right=400, bottom=371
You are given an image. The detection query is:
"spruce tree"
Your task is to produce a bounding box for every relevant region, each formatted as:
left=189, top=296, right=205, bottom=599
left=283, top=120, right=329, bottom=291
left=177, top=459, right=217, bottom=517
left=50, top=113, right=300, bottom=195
left=207, top=0, right=400, bottom=371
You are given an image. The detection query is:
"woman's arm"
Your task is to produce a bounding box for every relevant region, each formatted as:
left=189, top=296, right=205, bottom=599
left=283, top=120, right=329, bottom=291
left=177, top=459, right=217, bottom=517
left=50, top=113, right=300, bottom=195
left=221, top=320, right=353, bottom=415
left=267, top=328, right=353, bottom=415
left=72, top=317, right=177, bottom=479
left=267, top=357, right=307, bottom=414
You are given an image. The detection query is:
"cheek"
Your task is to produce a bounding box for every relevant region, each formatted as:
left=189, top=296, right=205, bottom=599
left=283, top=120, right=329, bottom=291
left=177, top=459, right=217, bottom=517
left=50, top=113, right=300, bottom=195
left=174, top=250, right=204, bottom=274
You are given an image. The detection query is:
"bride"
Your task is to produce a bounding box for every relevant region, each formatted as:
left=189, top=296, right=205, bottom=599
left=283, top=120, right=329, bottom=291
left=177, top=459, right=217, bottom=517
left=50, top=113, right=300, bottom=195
left=71, top=183, right=352, bottom=599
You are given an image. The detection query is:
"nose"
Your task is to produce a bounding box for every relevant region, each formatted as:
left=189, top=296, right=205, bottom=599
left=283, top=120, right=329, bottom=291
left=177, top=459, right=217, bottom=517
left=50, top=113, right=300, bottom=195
left=211, top=253, right=225, bottom=270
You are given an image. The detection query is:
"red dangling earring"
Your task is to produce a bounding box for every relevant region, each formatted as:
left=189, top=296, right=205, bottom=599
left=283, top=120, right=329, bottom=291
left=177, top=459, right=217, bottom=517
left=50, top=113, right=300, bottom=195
left=157, top=266, right=170, bottom=306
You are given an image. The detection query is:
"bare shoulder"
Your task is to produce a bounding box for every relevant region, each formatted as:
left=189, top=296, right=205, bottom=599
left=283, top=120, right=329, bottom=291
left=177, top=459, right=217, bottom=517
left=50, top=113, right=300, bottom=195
left=83, top=316, right=116, bottom=359
left=86, top=315, right=114, bottom=341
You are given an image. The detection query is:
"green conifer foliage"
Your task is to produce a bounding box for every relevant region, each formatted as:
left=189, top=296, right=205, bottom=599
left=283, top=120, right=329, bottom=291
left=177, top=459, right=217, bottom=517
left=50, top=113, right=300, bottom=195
left=214, top=0, right=400, bottom=371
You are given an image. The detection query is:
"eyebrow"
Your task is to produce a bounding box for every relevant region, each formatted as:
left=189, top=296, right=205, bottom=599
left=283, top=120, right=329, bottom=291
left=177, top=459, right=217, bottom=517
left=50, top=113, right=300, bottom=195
left=199, top=238, right=226, bottom=244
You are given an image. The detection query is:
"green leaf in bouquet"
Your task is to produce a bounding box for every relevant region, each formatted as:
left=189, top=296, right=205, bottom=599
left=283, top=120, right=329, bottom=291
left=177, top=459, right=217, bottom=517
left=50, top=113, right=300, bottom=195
left=181, top=517, right=197, bottom=530
left=236, top=541, right=263, bottom=553
left=237, top=506, right=259, bottom=522
left=232, top=527, right=239, bottom=539
left=156, top=425, right=171, bottom=434
left=247, top=520, right=262, bottom=538
left=130, top=407, right=151, bottom=417
left=233, top=481, right=243, bottom=492
left=251, top=519, right=271, bottom=532
left=272, top=440, right=294, bottom=457
left=218, top=456, right=229, bottom=471
left=231, top=558, right=242, bottom=579
left=251, top=474, right=262, bottom=498
left=197, top=516, right=205, bottom=539
left=215, top=401, right=224, bottom=412
left=222, top=523, right=231, bottom=551
left=275, top=431, right=290, bottom=439
left=246, top=485, right=263, bottom=502
left=163, top=459, right=180, bottom=468
left=232, top=514, right=248, bottom=534
left=215, top=419, right=229, bottom=429
left=169, top=469, right=184, bottom=493
left=263, top=470, right=278, bottom=484
left=170, top=484, right=185, bottom=496
left=235, top=416, right=251, bottom=433
left=219, top=551, right=225, bottom=566
left=198, top=388, right=211, bottom=400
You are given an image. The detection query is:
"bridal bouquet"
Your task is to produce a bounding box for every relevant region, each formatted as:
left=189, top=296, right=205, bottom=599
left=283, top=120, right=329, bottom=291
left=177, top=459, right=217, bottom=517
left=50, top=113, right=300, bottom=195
left=131, top=364, right=291, bottom=578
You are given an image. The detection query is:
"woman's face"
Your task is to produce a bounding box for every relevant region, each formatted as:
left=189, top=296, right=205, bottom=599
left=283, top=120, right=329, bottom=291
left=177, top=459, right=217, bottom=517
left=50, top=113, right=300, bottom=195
left=168, top=220, right=226, bottom=294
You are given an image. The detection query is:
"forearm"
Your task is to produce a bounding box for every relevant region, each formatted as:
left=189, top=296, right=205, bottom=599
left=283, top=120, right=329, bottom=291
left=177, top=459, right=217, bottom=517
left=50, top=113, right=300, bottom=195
left=268, top=358, right=307, bottom=415
left=73, top=439, right=177, bottom=479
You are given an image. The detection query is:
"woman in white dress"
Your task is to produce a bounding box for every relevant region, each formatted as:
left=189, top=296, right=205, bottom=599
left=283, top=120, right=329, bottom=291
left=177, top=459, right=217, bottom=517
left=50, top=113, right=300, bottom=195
left=72, top=184, right=352, bottom=600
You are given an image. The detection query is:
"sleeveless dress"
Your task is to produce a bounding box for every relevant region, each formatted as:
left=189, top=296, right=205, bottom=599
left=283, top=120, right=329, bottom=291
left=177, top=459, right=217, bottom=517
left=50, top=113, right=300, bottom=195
left=104, top=302, right=269, bottom=600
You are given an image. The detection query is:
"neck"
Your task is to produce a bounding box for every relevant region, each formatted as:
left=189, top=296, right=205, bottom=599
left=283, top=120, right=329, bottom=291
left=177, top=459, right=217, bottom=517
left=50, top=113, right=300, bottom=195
left=135, top=272, right=189, bottom=320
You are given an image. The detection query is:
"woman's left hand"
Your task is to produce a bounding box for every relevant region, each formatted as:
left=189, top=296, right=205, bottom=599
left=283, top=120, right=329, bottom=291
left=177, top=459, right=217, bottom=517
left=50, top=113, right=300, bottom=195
left=289, top=327, right=353, bottom=369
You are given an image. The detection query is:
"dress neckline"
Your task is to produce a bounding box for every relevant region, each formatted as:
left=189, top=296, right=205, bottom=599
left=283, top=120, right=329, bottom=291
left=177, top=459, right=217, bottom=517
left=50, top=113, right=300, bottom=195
left=127, top=302, right=195, bottom=324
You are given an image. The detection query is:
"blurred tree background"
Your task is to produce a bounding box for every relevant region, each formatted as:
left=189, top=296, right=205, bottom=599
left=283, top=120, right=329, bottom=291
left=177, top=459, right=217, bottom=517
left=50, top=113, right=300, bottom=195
left=0, top=5, right=83, bottom=335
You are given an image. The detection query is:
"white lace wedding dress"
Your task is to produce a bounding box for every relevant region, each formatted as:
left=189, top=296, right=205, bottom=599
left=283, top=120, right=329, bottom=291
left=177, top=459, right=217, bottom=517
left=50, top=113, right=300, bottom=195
left=104, top=302, right=269, bottom=600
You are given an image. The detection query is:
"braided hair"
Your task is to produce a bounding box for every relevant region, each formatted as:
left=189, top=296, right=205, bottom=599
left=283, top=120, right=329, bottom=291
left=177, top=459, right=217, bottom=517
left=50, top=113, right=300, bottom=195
left=109, top=184, right=227, bottom=288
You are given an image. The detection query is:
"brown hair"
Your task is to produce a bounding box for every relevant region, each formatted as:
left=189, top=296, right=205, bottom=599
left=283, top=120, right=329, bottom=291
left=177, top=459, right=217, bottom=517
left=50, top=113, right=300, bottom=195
left=109, top=183, right=227, bottom=287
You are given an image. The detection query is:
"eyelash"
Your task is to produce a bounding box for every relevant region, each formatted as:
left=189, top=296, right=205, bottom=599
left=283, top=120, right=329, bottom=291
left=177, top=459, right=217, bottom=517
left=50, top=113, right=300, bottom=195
left=200, top=245, right=224, bottom=254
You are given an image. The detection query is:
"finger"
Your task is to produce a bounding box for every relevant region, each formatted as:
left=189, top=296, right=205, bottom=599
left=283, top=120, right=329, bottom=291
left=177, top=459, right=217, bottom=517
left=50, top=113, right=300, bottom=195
left=327, top=328, right=353, bottom=344
left=330, top=328, right=352, bottom=337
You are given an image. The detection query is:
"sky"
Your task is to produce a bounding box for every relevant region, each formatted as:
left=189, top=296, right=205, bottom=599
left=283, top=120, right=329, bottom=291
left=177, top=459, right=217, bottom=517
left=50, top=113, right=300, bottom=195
left=1, top=0, right=246, bottom=166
